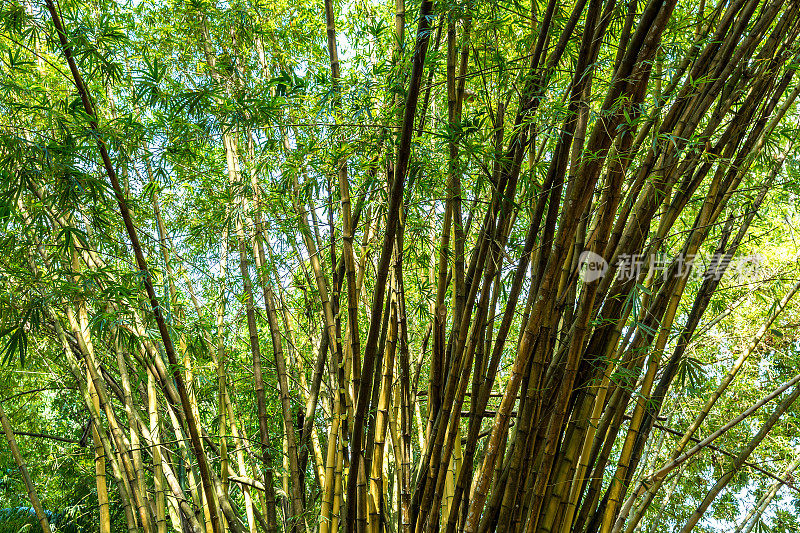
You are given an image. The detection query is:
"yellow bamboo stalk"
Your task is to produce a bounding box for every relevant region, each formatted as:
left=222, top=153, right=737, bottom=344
left=67, top=246, right=114, bottom=533
left=332, top=440, right=345, bottom=533
left=224, top=393, right=257, bottom=533
left=0, top=403, right=53, bottom=533
left=49, top=311, right=141, bottom=533
left=149, top=373, right=167, bottom=533
left=320, top=416, right=341, bottom=533
left=277, top=290, right=327, bottom=487
left=163, top=398, right=206, bottom=529
left=89, top=367, right=113, bottom=533
left=68, top=249, right=147, bottom=531
left=369, top=303, right=398, bottom=531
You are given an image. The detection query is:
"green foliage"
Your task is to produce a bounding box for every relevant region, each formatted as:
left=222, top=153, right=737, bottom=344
left=1, top=0, right=800, bottom=530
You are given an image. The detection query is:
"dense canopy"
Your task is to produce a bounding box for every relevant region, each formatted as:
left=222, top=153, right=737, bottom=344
left=2, top=0, right=800, bottom=531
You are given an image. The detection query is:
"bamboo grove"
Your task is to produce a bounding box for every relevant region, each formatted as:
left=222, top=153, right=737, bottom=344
left=3, top=0, right=800, bottom=531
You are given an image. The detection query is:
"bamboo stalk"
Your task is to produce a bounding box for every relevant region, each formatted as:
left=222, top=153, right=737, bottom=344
left=345, top=1, right=437, bottom=529
left=226, top=132, right=280, bottom=532
left=149, top=373, right=168, bottom=533
left=43, top=3, right=225, bottom=529
left=0, top=403, right=53, bottom=533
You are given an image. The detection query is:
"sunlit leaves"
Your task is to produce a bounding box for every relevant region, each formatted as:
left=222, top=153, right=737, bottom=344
left=677, top=353, right=706, bottom=392
left=0, top=1, right=26, bottom=34
left=0, top=301, right=43, bottom=367
left=134, top=54, right=168, bottom=108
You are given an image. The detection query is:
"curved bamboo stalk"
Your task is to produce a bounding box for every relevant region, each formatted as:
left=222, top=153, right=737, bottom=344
left=0, top=403, right=53, bottom=533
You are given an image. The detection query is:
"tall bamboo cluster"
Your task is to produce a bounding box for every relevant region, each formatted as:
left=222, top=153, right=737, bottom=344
left=3, top=0, right=800, bottom=531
